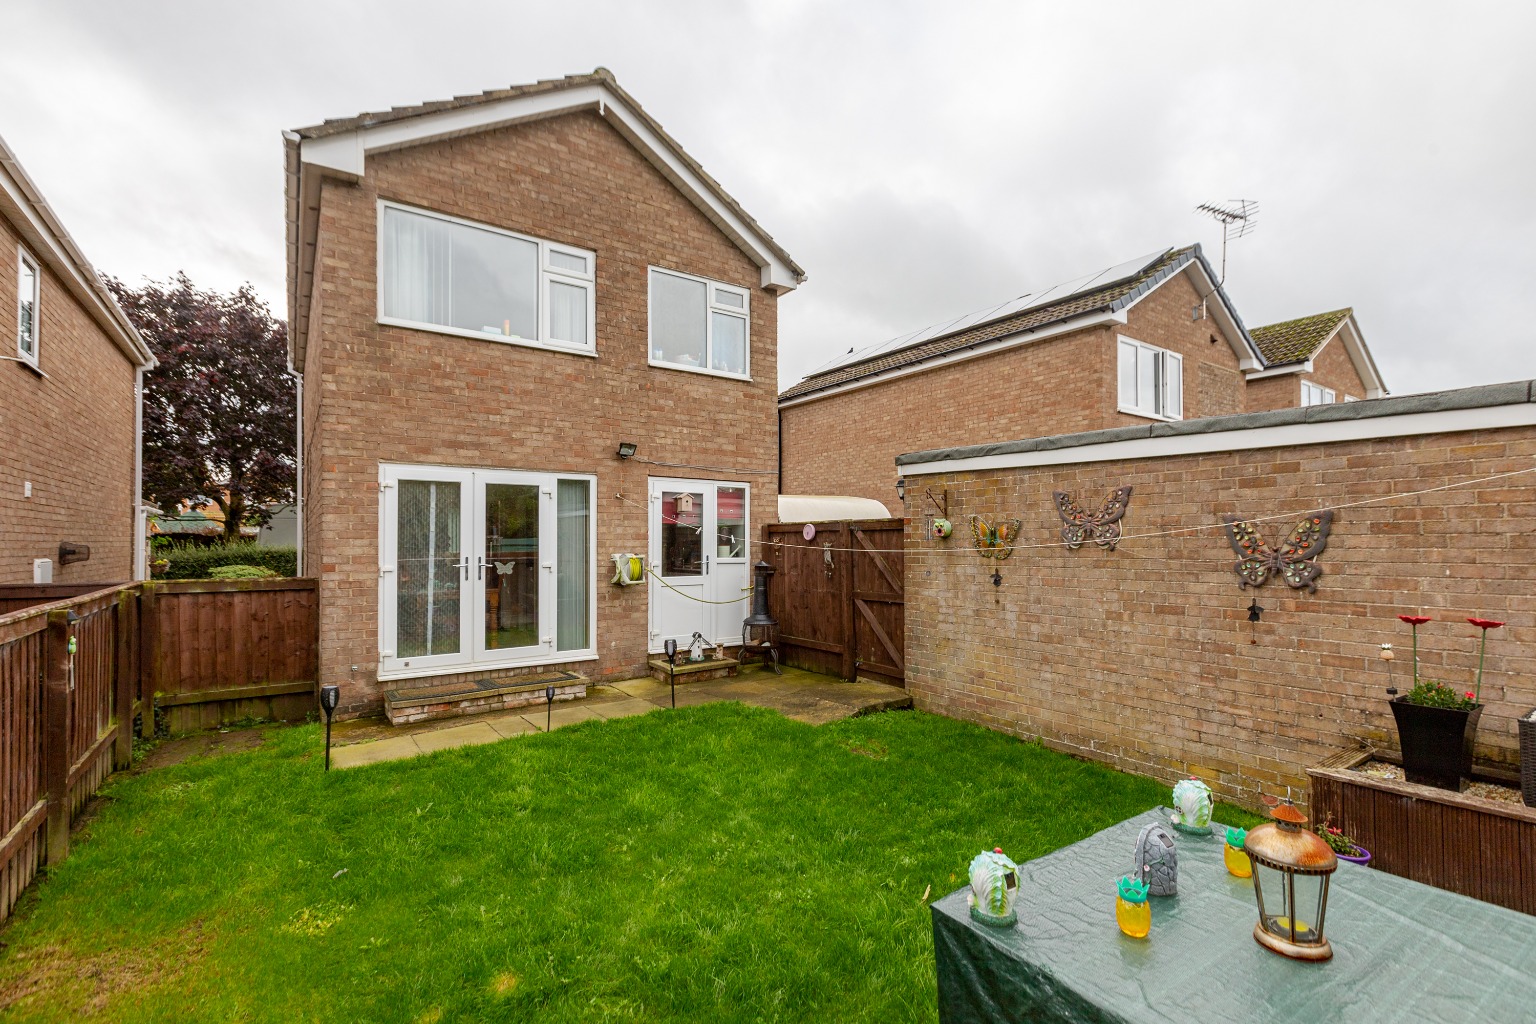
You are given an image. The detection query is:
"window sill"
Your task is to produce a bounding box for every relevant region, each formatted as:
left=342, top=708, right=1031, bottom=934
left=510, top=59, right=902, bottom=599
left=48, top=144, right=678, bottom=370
left=5, top=355, right=46, bottom=378
left=1117, top=406, right=1182, bottom=423
left=377, top=650, right=599, bottom=683
left=378, top=316, right=598, bottom=358
left=648, top=358, right=751, bottom=383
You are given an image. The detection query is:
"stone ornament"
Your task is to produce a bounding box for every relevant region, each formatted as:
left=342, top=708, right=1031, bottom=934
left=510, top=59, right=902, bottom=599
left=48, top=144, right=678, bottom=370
left=1053, top=486, right=1133, bottom=550
left=1133, top=823, right=1179, bottom=896
left=1221, top=510, right=1333, bottom=592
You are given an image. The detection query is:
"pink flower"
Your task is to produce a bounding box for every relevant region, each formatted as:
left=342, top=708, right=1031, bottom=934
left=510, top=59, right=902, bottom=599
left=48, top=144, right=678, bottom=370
left=1466, top=691, right=1476, bottom=700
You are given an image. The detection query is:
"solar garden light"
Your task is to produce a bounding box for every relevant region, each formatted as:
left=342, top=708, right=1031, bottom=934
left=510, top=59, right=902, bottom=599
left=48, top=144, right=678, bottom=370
left=546, top=684, right=555, bottom=732
left=664, top=638, right=678, bottom=708
left=319, top=685, right=340, bottom=771
left=1243, top=796, right=1338, bottom=961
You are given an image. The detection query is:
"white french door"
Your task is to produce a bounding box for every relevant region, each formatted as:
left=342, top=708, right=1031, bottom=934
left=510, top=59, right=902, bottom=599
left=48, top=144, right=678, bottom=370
left=648, top=479, right=749, bottom=652
left=379, top=464, right=595, bottom=680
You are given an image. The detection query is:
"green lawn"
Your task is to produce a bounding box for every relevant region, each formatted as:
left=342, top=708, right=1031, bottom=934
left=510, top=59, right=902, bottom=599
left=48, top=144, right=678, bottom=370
left=0, top=704, right=1259, bottom=1022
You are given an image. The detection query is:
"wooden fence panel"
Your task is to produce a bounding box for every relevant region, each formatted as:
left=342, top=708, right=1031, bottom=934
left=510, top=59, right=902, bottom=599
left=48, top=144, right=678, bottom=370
left=764, top=520, right=905, bottom=684
left=143, top=579, right=319, bottom=731
left=0, top=620, right=46, bottom=922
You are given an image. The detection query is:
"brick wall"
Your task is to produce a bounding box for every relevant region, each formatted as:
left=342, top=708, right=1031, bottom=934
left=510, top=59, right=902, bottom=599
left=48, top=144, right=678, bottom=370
left=0, top=216, right=137, bottom=584
left=303, top=111, right=780, bottom=716
left=1246, top=331, right=1370, bottom=413
left=781, top=271, right=1248, bottom=512
left=901, top=418, right=1536, bottom=810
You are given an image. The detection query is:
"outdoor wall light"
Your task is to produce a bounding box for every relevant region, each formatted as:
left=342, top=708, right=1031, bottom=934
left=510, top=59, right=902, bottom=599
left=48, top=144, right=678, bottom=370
left=617, top=441, right=638, bottom=460
left=320, top=684, right=340, bottom=771
left=1243, top=797, right=1338, bottom=961
left=896, top=477, right=906, bottom=500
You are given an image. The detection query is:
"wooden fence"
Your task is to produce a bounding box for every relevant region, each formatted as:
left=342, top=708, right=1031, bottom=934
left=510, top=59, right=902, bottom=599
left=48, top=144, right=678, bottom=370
left=1309, top=749, right=1536, bottom=916
left=0, top=577, right=319, bottom=923
left=0, top=584, right=137, bottom=922
left=762, top=519, right=905, bottom=684
left=141, top=579, right=318, bottom=732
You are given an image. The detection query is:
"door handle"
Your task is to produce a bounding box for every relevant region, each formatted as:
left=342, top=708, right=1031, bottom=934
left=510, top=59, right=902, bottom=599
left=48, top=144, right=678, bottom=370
left=455, top=556, right=470, bottom=580
left=476, top=556, right=485, bottom=580
left=705, top=554, right=710, bottom=573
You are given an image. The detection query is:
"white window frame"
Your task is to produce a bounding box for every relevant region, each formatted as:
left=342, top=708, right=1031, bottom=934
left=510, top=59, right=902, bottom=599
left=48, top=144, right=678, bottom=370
left=17, top=245, right=39, bottom=366
left=1301, top=381, right=1336, bottom=406
left=647, top=266, right=751, bottom=381
left=377, top=463, right=598, bottom=682
left=376, top=200, right=596, bottom=356
left=1117, top=336, right=1183, bottom=421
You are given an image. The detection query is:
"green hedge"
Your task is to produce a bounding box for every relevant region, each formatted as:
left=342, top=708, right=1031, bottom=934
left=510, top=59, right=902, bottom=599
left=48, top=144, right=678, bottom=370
left=158, top=543, right=297, bottom=579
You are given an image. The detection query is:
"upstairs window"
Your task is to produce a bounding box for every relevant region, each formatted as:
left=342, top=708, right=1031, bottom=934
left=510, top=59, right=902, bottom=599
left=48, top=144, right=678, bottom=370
left=649, top=267, right=750, bottom=378
left=1117, top=337, right=1182, bottom=420
left=1301, top=381, right=1336, bottom=406
left=378, top=202, right=594, bottom=352
left=17, top=248, right=39, bottom=364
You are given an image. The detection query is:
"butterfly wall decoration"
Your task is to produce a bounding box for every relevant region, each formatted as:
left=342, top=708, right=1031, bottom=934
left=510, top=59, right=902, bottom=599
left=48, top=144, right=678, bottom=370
left=969, top=515, right=1022, bottom=560
left=1053, top=486, right=1133, bottom=551
left=1221, top=510, right=1333, bottom=592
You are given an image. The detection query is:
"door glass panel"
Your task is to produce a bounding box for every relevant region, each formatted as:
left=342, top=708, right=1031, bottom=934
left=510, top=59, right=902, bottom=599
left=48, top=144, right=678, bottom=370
left=396, top=480, right=462, bottom=657
left=716, top=486, right=746, bottom=559
left=484, top=483, right=540, bottom=651
left=661, top=491, right=704, bottom=576
left=556, top=480, right=590, bottom=651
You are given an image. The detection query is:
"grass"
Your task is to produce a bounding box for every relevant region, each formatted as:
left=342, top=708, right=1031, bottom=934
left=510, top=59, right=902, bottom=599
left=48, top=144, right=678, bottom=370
left=0, top=704, right=1260, bottom=1023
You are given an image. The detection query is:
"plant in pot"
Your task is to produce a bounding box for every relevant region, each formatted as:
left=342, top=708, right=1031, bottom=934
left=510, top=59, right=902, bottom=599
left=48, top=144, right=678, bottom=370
left=1314, top=813, right=1370, bottom=867
left=1385, top=614, right=1502, bottom=792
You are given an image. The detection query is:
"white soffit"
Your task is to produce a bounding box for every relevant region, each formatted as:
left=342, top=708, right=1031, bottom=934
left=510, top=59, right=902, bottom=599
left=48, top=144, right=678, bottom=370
left=297, top=84, right=800, bottom=293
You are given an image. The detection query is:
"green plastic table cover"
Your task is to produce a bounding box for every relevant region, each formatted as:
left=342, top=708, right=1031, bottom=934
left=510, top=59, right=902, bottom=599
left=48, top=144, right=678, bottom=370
left=931, top=808, right=1536, bottom=1023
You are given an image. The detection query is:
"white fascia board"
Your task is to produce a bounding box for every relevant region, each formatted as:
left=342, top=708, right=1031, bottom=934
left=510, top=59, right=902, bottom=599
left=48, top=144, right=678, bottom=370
left=0, top=158, right=153, bottom=366
left=1122, top=261, right=1261, bottom=371
left=899, top=401, right=1536, bottom=476
left=1245, top=360, right=1312, bottom=380
left=297, top=83, right=799, bottom=292
left=777, top=310, right=1126, bottom=409
left=1337, top=317, right=1388, bottom=398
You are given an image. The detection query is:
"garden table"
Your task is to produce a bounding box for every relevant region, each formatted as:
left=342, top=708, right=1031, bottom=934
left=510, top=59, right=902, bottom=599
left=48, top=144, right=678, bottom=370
left=931, top=807, right=1536, bottom=1023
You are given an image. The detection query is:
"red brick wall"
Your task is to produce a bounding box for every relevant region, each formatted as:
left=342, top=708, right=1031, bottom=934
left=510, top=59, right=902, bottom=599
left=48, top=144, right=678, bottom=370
left=303, top=111, right=780, bottom=715
left=1244, top=373, right=1301, bottom=412
left=1246, top=330, right=1371, bottom=413
left=0, top=217, right=137, bottom=584
left=902, top=422, right=1536, bottom=809
left=781, top=271, right=1249, bottom=512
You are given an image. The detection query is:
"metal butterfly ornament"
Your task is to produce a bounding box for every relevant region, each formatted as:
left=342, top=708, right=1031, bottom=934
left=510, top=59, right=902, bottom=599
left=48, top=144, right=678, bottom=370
left=1221, top=510, right=1333, bottom=592
left=1053, top=486, right=1133, bottom=550
left=969, top=515, right=1022, bottom=560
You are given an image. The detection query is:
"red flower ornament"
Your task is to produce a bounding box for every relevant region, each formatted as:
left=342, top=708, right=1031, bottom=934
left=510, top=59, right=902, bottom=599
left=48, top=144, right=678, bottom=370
left=1467, top=618, right=1505, bottom=630
left=1398, top=615, right=1432, bottom=626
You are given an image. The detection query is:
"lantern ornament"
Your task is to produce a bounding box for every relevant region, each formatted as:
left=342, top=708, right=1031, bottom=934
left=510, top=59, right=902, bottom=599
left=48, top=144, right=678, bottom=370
left=1243, top=797, right=1338, bottom=961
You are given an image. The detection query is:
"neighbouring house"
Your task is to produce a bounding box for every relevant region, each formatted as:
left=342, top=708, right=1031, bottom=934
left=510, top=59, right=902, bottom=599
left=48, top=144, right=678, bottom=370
left=0, top=133, right=154, bottom=584
left=285, top=69, right=804, bottom=719
left=779, top=245, right=1387, bottom=513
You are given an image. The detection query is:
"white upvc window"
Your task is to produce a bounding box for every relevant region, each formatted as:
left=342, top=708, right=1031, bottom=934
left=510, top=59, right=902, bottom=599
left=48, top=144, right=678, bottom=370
left=17, top=246, right=39, bottom=365
left=1117, top=336, right=1182, bottom=420
left=648, top=267, right=750, bottom=379
left=1301, top=381, right=1336, bottom=406
left=377, top=464, right=597, bottom=681
left=377, top=201, right=595, bottom=354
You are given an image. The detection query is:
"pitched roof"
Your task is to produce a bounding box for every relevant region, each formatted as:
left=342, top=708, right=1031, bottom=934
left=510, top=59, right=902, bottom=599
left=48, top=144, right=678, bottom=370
left=1249, top=308, right=1352, bottom=365
left=0, top=134, right=153, bottom=367
left=285, top=70, right=803, bottom=365
left=781, top=245, right=1247, bottom=402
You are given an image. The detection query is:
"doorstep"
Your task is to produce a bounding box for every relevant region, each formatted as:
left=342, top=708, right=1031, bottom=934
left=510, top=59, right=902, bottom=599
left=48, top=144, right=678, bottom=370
left=384, top=671, right=587, bottom=725
left=647, top=657, right=738, bottom=684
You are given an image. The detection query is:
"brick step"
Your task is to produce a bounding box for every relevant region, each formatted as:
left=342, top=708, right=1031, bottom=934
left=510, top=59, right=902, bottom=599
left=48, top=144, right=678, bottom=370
left=647, top=657, right=739, bottom=684
left=385, top=670, right=587, bottom=725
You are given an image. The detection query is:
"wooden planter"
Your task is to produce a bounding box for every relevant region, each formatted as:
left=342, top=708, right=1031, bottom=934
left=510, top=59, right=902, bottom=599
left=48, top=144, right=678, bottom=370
left=1309, top=749, right=1536, bottom=916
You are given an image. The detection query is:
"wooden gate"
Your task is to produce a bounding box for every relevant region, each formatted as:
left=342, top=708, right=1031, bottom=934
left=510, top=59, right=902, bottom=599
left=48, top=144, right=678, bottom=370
left=762, top=519, right=905, bottom=685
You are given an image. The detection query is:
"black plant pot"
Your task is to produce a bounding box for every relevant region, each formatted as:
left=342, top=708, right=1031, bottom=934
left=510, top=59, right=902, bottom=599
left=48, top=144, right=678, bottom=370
left=1520, top=710, right=1536, bottom=809
left=1389, top=697, right=1482, bottom=792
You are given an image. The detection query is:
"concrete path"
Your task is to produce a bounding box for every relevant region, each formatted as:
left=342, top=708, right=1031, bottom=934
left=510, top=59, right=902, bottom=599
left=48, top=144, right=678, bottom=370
left=328, top=666, right=910, bottom=770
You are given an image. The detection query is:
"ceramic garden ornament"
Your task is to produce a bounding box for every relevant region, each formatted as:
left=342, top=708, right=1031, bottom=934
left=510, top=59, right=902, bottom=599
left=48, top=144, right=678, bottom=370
left=931, top=517, right=953, bottom=540
left=1169, top=777, right=1214, bottom=834
left=1225, top=827, right=1252, bottom=878
left=1132, top=823, right=1178, bottom=896
left=1115, top=876, right=1151, bottom=938
left=967, top=847, right=1020, bottom=927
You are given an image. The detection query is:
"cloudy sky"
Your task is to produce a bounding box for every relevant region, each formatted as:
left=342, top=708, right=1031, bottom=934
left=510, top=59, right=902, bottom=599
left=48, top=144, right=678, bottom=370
left=4, top=1, right=1533, bottom=394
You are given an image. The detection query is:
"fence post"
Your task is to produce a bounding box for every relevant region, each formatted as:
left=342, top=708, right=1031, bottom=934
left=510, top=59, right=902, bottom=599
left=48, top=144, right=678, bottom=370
left=43, top=609, right=71, bottom=867
left=839, top=522, right=856, bottom=680
left=113, top=588, right=138, bottom=770
left=139, top=582, right=157, bottom=732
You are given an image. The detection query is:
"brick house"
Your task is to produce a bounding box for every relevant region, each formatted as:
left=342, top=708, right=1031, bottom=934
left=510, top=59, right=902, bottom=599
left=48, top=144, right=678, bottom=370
left=284, top=70, right=804, bottom=718
left=0, top=134, right=154, bottom=584
left=779, top=246, right=1387, bottom=512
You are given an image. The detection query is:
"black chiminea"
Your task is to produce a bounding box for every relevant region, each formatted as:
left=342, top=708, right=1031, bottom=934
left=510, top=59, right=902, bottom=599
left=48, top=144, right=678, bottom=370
left=740, top=560, right=780, bottom=674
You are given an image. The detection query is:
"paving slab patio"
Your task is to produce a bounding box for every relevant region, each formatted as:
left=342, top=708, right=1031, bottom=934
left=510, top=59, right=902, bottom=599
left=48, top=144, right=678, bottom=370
left=328, top=665, right=910, bottom=769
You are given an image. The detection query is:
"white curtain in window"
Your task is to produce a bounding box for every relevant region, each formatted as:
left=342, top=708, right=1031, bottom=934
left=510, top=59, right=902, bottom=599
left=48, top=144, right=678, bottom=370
left=711, top=312, right=746, bottom=374
left=382, top=208, right=452, bottom=326
left=556, top=480, right=590, bottom=651
left=549, top=280, right=589, bottom=346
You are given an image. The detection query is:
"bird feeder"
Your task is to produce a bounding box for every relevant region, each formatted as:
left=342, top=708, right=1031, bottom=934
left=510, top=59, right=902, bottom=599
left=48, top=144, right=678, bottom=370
left=1243, top=798, right=1338, bottom=961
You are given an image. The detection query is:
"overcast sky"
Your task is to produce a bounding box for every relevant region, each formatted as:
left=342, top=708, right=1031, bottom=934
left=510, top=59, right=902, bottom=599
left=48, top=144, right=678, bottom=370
left=5, top=1, right=1533, bottom=395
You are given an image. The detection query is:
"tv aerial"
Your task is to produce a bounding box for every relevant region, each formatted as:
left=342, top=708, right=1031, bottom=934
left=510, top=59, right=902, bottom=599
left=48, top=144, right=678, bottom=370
left=1195, top=200, right=1258, bottom=285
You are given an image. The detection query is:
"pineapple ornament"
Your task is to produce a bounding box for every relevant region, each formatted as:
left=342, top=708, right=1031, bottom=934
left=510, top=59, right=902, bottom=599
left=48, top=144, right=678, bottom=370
left=1115, top=876, right=1151, bottom=938
left=1225, top=827, right=1253, bottom=878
